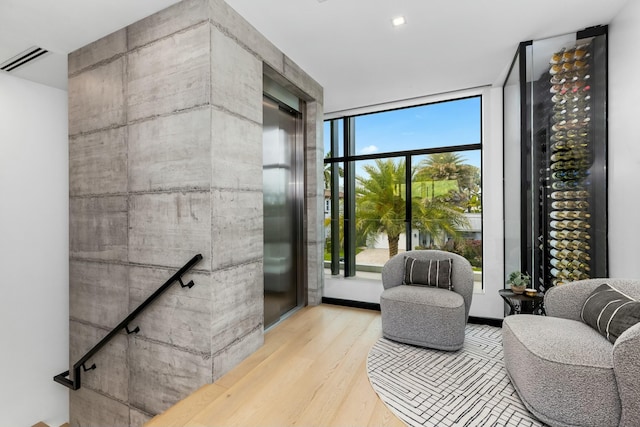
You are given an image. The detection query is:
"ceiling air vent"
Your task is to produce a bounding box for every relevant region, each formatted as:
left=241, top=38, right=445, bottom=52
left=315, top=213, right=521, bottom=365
left=0, top=46, right=49, bottom=72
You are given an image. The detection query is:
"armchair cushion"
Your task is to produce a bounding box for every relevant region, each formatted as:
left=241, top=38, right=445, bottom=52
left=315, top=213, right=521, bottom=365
left=581, top=283, right=640, bottom=343
left=402, top=256, right=453, bottom=290
left=381, top=285, right=465, bottom=350
left=503, top=314, right=621, bottom=427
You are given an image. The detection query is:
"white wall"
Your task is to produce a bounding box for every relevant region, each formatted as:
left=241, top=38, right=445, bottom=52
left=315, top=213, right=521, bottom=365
left=0, top=73, right=69, bottom=426
left=470, top=86, right=505, bottom=319
left=608, top=2, right=640, bottom=279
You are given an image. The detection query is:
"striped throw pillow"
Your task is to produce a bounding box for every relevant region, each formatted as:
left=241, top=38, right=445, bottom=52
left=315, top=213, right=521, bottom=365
left=581, top=283, right=640, bottom=343
left=403, top=256, right=453, bottom=290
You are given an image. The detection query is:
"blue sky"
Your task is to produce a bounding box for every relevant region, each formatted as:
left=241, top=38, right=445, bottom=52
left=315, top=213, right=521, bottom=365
left=324, top=96, right=482, bottom=168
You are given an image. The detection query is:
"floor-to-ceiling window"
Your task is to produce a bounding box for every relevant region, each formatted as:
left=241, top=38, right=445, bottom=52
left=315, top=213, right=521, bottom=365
left=323, top=96, right=482, bottom=304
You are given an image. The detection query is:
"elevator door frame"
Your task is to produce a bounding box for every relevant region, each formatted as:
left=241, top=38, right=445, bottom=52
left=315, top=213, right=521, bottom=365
left=263, top=93, right=306, bottom=329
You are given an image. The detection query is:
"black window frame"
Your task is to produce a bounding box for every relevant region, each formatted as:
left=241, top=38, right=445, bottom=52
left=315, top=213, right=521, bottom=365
left=324, top=95, right=483, bottom=278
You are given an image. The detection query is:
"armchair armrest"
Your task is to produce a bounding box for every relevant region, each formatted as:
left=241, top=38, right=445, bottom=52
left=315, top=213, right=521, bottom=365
left=545, top=278, right=640, bottom=321
left=544, top=278, right=612, bottom=321
left=613, top=322, right=640, bottom=427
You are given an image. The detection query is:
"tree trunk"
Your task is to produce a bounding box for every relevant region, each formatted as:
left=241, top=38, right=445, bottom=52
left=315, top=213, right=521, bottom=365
left=388, top=235, right=400, bottom=258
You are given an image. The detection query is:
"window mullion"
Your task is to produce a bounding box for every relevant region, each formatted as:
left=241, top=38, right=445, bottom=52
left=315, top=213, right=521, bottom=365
left=344, top=117, right=356, bottom=277
left=405, top=154, right=412, bottom=252
left=329, top=121, right=340, bottom=275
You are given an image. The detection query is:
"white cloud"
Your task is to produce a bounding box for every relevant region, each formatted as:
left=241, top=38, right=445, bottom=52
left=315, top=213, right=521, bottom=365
left=360, top=145, right=379, bottom=154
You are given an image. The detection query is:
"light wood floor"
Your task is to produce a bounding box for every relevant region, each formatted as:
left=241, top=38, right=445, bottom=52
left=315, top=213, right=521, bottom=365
left=146, top=304, right=404, bottom=427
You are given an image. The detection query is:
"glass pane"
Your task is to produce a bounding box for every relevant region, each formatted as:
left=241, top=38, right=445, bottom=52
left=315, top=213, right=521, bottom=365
left=512, top=32, right=609, bottom=290
left=411, top=151, right=482, bottom=288
left=323, top=119, right=344, bottom=158
left=503, top=48, right=524, bottom=283
left=323, top=121, right=331, bottom=158
left=354, top=97, right=481, bottom=155
left=323, top=164, right=344, bottom=276
left=354, top=157, right=407, bottom=277
left=324, top=97, right=483, bottom=303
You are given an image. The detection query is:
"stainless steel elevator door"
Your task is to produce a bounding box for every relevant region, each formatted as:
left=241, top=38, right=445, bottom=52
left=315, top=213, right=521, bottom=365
left=263, top=95, right=303, bottom=329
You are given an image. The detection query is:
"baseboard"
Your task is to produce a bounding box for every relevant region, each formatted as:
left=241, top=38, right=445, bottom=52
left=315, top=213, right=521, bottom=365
left=322, top=297, right=504, bottom=328
left=468, top=316, right=503, bottom=327
left=322, top=297, right=381, bottom=311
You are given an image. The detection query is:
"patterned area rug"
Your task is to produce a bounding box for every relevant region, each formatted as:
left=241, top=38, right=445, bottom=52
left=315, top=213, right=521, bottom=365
left=367, top=324, right=546, bottom=427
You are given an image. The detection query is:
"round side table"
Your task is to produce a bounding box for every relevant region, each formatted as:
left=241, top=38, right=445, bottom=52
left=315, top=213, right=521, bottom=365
left=499, top=289, right=545, bottom=315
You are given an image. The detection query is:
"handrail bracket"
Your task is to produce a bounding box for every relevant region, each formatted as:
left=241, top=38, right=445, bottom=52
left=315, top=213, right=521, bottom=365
left=125, top=325, right=140, bottom=335
left=178, top=277, right=194, bottom=288
left=54, top=254, right=204, bottom=390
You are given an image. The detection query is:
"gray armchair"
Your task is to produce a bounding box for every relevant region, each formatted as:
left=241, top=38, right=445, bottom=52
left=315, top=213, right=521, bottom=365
left=380, top=250, right=474, bottom=351
left=503, top=278, right=640, bottom=427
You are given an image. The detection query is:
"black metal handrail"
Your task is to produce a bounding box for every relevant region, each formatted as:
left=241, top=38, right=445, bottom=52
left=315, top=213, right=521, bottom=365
left=54, top=253, right=204, bottom=390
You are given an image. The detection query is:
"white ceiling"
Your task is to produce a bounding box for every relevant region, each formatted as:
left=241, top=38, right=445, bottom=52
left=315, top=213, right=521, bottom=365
left=0, top=0, right=182, bottom=89
left=0, top=0, right=630, bottom=113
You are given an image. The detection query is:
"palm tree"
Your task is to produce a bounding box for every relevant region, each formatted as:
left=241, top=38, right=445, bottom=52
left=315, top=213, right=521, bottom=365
left=324, top=159, right=331, bottom=190
left=323, top=151, right=343, bottom=189
left=355, top=158, right=472, bottom=259
left=416, top=152, right=467, bottom=182
left=416, top=152, right=481, bottom=212
left=355, top=159, right=407, bottom=258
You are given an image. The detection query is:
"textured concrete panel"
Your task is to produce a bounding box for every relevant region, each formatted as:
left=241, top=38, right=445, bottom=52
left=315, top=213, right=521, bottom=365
left=212, top=324, right=263, bottom=380
left=66, top=1, right=327, bottom=424
left=130, top=407, right=152, bottom=427
left=211, top=189, right=263, bottom=270
left=69, top=196, right=128, bottom=261
left=69, top=321, right=129, bottom=402
left=129, top=266, right=212, bottom=354
left=129, top=336, right=212, bottom=415
left=129, top=108, right=211, bottom=192
left=69, top=127, right=127, bottom=196
left=303, top=101, right=324, bottom=306
left=209, top=0, right=284, bottom=72
left=128, top=23, right=210, bottom=122
left=307, top=241, right=324, bottom=306
left=129, top=192, right=211, bottom=268
left=305, top=146, right=325, bottom=199
left=305, top=144, right=325, bottom=245
left=305, top=162, right=324, bottom=241
left=70, top=386, right=130, bottom=427
left=211, top=26, right=262, bottom=123
left=284, top=55, right=323, bottom=102
left=70, top=261, right=129, bottom=328
left=211, top=108, right=262, bottom=192
left=308, top=291, right=322, bottom=306
left=69, top=29, right=127, bottom=75
left=68, top=57, right=125, bottom=135
left=305, top=101, right=325, bottom=199
left=305, top=194, right=324, bottom=247
left=127, top=0, right=209, bottom=50
left=210, top=261, right=263, bottom=353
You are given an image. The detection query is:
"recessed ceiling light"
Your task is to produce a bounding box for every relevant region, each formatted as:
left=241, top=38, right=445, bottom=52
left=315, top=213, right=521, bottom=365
left=392, top=16, right=406, bottom=27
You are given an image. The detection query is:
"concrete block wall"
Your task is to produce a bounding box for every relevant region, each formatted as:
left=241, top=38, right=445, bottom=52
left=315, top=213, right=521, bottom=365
left=67, top=0, right=323, bottom=425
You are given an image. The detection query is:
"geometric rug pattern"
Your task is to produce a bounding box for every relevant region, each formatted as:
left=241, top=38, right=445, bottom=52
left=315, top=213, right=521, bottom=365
left=367, top=324, right=546, bottom=427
